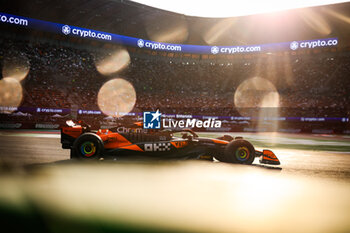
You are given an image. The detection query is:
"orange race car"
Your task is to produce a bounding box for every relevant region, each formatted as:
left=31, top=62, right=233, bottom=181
left=61, top=120, right=280, bottom=165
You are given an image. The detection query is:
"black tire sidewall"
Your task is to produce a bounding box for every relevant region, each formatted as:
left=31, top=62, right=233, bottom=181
left=70, top=148, right=77, bottom=159
left=73, top=133, right=103, bottom=160
left=224, top=140, right=255, bottom=164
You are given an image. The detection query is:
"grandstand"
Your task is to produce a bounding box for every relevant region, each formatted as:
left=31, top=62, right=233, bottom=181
left=0, top=0, right=350, bottom=133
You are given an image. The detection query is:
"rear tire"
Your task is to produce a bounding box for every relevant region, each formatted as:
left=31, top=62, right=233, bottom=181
left=70, top=149, right=77, bottom=159
left=73, top=133, right=104, bottom=160
left=224, top=139, right=255, bottom=164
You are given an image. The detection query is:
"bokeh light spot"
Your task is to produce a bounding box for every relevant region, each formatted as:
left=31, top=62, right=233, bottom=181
left=97, top=78, right=136, bottom=117
left=94, top=48, right=130, bottom=76
left=234, top=77, right=280, bottom=120
left=0, top=77, right=23, bottom=113
left=2, top=51, right=30, bottom=81
left=234, top=77, right=279, bottom=109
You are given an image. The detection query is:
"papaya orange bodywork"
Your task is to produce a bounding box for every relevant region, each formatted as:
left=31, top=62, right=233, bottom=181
left=170, top=141, right=188, bottom=149
left=62, top=126, right=83, bottom=138
left=96, top=131, right=134, bottom=149
left=211, top=139, right=229, bottom=145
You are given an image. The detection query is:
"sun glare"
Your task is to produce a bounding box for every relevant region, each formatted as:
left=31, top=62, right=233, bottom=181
left=131, top=0, right=348, bottom=17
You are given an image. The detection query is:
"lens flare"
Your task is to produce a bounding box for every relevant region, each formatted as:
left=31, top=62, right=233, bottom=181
left=145, top=15, right=188, bottom=44
left=323, top=7, right=350, bottom=24
left=299, top=8, right=332, bottom=36
left=97, top=78, right=136, bottom=117
left=2, top=52, right=30, bottom=81
left=94, top=48, right=130, bottom=76
left=203, top=18, right=237, bottom=45
left=0, top=77, right=23, bottom=113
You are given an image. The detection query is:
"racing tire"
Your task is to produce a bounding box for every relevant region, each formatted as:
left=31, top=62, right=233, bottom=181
left=73, top=133, right=104, bottom=160
left=213, top=151, right=226, bottom=162
left=70, top=149, right=77, bottom=159
left=224, top=139, right=255, bottom=164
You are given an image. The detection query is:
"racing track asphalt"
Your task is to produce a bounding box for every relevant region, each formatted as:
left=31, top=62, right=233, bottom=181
left=0, top=130, right=349, bottom=233
left=1, top=130, right=350, bottom=181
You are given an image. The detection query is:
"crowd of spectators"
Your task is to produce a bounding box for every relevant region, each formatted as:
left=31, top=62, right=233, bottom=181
left=0, top=37, right=349, bottom=126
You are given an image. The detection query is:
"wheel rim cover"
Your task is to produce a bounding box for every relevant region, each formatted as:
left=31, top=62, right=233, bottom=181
left=236, top=146, right=249, bottom=161
left=80, top=141, right=96, bottom=157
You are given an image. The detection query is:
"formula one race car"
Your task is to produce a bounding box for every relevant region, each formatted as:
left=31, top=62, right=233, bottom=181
left=61, top=120, right=280, bottom=165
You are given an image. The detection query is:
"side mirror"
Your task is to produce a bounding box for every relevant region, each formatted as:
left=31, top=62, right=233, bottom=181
left=66, top=120, right=76, bottom=127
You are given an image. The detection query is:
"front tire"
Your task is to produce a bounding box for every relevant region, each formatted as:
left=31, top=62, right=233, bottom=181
left=73, top=133, right=104, bottom=160
left=224, top=140, right=255, bottom=164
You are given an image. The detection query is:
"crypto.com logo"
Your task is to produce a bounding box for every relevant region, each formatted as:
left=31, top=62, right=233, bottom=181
left=62, top=25, right=71, bottom=35
left=137, top=39, right=145, bottom=48
left=290, top=41, right=299, bottom=50
left=211, top=46, right=219, bottom=54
